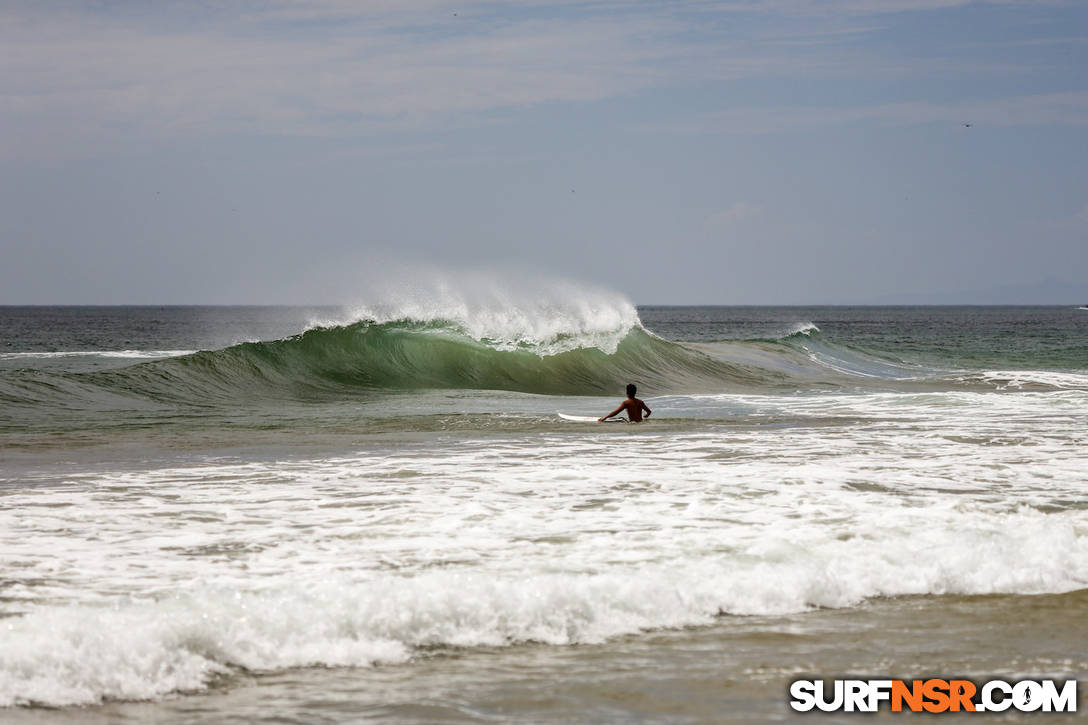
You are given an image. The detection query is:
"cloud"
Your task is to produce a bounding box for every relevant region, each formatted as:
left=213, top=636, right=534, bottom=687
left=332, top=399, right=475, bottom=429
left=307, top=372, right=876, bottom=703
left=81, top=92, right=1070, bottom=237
left=0, top=2, right=682, bottom=157
left=0, top=0, right=1078, bottom=157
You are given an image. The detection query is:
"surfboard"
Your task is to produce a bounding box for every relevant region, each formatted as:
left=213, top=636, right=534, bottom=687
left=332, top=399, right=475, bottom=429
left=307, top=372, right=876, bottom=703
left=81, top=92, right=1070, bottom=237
left=558, top=412, right=626, bottom=423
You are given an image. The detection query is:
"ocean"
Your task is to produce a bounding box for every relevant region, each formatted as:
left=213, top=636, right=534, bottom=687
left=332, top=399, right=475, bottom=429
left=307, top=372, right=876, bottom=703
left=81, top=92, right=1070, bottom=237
left=1, top=301, right=1086, bottom=723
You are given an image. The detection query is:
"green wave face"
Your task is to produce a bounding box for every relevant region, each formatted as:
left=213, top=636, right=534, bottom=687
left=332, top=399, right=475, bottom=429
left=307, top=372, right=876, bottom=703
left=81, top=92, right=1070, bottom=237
left=71, top=319, right=786, bottom=404
left=10, top=317, right=1080, bottom=413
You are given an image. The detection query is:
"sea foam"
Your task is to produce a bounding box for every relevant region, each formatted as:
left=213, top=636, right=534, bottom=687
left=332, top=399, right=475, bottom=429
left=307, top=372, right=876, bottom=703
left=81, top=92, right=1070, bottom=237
left=3, top=387, right=1087, bottom=707
left=322, top=274, right=641, bottom=355
left=2, top=504, right=1085, bottom=707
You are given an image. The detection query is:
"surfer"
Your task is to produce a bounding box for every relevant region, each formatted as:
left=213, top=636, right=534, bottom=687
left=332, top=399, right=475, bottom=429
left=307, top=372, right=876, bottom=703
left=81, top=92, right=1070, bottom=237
left=600, top=384, right=652, bottom=422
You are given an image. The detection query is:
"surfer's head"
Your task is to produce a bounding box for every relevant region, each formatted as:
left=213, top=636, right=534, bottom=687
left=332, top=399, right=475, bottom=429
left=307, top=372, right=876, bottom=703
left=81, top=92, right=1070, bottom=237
left=626, top=383, right=637, bottom=398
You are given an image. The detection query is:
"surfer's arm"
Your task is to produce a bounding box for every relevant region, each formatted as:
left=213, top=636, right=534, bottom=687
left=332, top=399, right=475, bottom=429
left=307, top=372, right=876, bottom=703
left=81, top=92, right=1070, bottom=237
left=641, top=402, right=652, bottom=417
left=599, top=404, right=625, bottom=422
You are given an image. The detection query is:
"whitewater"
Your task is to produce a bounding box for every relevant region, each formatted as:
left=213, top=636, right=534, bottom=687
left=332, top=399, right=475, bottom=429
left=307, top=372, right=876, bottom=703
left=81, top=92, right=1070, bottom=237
left=1, top=296, right=1086, bottom=722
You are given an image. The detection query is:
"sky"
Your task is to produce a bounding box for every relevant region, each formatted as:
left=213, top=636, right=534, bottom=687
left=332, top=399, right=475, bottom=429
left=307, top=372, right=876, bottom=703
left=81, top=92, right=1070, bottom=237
left=2, top=0, right=1087, bottom=305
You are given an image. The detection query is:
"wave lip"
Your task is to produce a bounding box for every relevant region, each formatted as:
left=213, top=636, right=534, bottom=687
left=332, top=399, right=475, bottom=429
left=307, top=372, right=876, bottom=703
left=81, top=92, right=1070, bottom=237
left=334, top=281, right=642, bottom=356
left=784, top=322, right=820, bottom=338
left=137, top=321, right=763, bottom=398
left=0, top=316, right=791, bottom=406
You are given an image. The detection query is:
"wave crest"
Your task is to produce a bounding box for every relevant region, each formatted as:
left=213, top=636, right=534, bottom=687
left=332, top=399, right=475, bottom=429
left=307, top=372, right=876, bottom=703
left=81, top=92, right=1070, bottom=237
left=120, top=321, right=764, bottom=399
left=315, top=280, right=641, bottom=356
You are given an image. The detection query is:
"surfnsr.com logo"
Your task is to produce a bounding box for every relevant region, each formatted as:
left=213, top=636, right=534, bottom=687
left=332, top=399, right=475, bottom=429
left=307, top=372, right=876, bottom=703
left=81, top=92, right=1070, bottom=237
left=789, top=679, right=1078, bottom=713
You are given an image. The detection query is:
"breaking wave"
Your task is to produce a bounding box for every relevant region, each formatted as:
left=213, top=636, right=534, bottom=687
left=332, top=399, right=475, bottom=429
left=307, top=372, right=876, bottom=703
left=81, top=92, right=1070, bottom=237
left=3, top=298, right=1087, bottom=410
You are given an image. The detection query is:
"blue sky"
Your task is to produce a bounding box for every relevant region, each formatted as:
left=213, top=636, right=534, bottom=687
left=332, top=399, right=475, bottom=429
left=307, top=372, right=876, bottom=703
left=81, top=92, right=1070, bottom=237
left=2, top=0, right=1086, bottom=304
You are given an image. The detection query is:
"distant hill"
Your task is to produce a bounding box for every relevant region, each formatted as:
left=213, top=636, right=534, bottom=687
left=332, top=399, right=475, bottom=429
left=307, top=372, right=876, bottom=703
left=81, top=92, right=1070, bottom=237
left=868, top=278, right=1088, bottom=305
